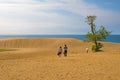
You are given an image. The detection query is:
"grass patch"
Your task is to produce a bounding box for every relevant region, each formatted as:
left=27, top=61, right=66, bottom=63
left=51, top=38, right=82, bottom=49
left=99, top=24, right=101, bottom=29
left=0, top=49, right=17, bottom=52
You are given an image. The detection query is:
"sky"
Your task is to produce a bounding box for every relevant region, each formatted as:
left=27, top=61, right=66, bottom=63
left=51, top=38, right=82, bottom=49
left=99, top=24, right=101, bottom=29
left=0, top=0, right=120, bottom=35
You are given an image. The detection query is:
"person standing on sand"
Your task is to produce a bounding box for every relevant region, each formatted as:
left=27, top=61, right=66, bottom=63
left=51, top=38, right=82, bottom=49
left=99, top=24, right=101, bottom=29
left=57, top=46, right=62, bottom=57
left=86, top=48, right=89, bottom=53
left=63, top=44, right=68, bottom=57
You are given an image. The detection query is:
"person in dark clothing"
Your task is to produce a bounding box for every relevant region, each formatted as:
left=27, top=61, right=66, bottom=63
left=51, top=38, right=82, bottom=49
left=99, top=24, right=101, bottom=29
left=63, top=44, right=68, bottom=57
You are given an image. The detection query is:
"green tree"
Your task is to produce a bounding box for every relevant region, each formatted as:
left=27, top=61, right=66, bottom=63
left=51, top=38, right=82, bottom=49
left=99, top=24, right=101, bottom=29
left=85, top=16, right=111, bottom=52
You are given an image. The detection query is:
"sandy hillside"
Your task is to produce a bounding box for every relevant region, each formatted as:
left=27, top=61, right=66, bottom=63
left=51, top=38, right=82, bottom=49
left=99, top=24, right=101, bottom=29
left=0, top=38, right=120, bottom=80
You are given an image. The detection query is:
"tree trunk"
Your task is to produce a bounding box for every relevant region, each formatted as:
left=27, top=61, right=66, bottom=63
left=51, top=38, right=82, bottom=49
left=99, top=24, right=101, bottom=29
left=91, top=23, right=98, bottom=48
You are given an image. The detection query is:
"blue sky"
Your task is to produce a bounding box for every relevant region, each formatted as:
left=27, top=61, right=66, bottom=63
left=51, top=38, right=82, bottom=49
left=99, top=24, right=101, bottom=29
left=0, top=0, right=120, bottom=35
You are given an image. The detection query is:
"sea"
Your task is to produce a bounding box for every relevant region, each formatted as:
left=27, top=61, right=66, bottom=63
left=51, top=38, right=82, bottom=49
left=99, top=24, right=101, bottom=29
left=0, top=35, right=120, bottom=43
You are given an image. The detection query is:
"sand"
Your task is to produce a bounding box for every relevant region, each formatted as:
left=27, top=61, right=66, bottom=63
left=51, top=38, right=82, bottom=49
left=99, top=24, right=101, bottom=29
left=0, top=38, right=120, bottom=80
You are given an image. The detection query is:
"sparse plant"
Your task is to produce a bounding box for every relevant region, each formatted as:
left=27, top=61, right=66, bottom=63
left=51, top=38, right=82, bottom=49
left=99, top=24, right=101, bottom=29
left=85, top=16, right=111, bottom=52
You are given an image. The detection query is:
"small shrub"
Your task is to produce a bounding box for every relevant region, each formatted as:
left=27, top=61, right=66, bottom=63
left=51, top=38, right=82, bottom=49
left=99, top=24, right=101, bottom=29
left=92, top=43, right=103, bottom=52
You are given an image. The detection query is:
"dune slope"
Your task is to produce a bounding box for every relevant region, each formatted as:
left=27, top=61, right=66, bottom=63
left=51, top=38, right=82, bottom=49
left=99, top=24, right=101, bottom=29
left=0, top=38, right=120, bottom=80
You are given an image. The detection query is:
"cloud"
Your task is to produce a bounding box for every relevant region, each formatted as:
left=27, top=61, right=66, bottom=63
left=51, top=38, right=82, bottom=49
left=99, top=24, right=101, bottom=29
left=0, top=0, right=120, bottom=34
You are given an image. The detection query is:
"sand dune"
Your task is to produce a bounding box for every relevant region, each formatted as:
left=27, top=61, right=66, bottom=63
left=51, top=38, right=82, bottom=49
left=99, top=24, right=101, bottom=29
left=0, top=38, right=81, bottom=48
left=0, top=38, right=120, bottom=80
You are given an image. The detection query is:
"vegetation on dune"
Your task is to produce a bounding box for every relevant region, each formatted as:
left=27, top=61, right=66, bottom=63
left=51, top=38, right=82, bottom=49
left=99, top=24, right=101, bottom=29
left=0, top=49, right=16, bottom=52
left=85, top=15, right=111, bottom=52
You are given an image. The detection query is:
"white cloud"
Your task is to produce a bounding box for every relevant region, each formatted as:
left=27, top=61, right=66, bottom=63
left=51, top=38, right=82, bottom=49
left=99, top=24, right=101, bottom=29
left=0, top=0, right=119, bottom=34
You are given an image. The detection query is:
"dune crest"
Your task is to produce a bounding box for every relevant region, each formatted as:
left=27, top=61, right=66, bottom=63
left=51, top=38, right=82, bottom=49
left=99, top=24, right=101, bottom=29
left=0, top=38, right=82, bottom=48
left=0, top=38, right=119, bottom=54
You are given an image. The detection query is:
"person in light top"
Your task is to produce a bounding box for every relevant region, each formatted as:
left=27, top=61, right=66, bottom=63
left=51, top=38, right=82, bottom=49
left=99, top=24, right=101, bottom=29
left=86, top=48, right=89, bottom=53
left=57, top=46, right=62, bottom=57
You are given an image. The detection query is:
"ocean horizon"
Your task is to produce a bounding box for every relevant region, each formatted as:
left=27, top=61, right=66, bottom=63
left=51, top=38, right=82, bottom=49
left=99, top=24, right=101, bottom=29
left=0, top=35, right=120, bottom=43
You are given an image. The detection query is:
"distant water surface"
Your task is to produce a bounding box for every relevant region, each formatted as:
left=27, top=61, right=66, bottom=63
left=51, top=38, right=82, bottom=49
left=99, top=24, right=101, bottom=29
left=0, top=35, right=119, bottom=43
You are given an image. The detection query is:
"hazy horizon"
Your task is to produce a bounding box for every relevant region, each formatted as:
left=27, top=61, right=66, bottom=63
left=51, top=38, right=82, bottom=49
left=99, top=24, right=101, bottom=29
left=0, top=33, right=120, bottom=35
